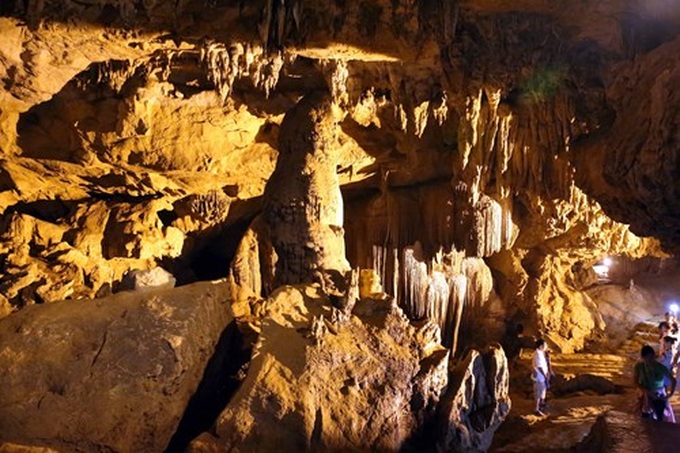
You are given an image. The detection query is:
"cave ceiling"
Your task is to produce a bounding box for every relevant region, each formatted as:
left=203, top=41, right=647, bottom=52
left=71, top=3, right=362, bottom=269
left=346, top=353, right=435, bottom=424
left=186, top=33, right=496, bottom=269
left=1, top=0, right=678, bottom=249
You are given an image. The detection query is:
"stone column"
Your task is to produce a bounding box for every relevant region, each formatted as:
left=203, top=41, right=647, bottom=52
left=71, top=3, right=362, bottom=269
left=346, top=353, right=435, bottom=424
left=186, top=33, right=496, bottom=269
left=263, top=90, right=350, bottom=287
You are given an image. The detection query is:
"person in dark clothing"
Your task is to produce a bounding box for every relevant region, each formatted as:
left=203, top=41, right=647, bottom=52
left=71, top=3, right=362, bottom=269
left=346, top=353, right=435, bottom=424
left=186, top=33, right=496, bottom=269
left=635, top=344, right=676, bottom=422
left=503, top=323, right=535, bottom=368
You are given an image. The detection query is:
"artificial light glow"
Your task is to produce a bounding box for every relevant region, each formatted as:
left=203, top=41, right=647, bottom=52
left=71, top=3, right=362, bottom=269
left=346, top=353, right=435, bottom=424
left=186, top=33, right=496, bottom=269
left=670, top=303, right=679, bottom=314
left=602, top=257, right=613, bottom=267
left=593, top=264, right=609, bottom=278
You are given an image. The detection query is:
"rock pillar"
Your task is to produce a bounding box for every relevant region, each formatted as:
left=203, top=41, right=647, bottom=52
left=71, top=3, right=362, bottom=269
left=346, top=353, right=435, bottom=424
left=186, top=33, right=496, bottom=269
left=263, top=90, right=350, bottom=286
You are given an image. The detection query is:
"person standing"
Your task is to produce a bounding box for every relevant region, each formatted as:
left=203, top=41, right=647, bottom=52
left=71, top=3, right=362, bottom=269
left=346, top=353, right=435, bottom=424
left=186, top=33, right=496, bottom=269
left=636, top=345, right=676, bottom=422
left=532, top=339, right=550, bottom=416
left=659, top=336, right=677, bottom=371
left=659, top=322, right=673, bottom=356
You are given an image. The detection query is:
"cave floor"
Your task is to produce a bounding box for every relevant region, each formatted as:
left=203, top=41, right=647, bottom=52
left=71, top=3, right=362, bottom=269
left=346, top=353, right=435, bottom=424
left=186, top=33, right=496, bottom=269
left=491, top=320, right=680, bottom=452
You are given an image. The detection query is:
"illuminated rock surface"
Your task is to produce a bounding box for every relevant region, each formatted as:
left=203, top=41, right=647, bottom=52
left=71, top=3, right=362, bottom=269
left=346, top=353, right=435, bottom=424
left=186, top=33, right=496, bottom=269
left=0, top=0, right=679, bottom=451
left=437, top=344, right=511, bottom=452
left=192, top=284, right=450, bottom=451
left=0, top=281, right=234, bottom=451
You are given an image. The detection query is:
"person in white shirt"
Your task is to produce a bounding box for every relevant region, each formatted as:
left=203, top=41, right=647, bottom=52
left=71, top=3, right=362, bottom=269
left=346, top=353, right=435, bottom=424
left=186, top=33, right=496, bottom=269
left=532, top=339, right=551, bottom=416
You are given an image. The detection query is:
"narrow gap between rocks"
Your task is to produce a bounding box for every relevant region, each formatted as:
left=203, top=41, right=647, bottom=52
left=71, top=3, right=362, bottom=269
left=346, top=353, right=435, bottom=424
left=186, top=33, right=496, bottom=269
left=165, top=321, right=252, bottom=452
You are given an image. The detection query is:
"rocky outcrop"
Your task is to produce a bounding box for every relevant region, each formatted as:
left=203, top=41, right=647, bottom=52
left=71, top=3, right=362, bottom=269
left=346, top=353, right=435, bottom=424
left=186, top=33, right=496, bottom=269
left=0, top=281, right=234, bottom=452
left=436, top=344, right=511, bottom=453
left=0, top=199, right=186, bottom=311
left=575, top=34, right=680, bottom=252
left=192, top=285, right=449, bottom=451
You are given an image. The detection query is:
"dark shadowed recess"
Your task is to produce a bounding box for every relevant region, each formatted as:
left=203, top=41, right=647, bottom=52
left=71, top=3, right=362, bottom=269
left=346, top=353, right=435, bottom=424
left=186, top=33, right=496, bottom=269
left=158, top=197, right=262, bottom=285
left=185, top=218, right=253, bottom=282
left=165, top=321, right=252, bottom=452
left=2, top=199, right=79, bottom=223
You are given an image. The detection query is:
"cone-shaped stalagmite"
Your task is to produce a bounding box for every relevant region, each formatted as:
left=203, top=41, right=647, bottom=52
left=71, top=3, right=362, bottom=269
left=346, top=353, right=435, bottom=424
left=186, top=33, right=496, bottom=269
left=263, top=90, right=350, bottom=287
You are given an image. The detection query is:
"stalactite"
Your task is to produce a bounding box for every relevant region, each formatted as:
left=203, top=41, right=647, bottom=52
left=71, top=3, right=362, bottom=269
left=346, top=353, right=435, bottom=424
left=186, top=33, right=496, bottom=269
left=258, top=0, right=303, bottom=51
left=430, top=91, right=449, bottom=127
left=447, top=274, right=467, bottom=355
left=425, top=271, right=450, bottom=332
left=403, top=242, right=430, bottom=319
left=200, top=42, right=286, bottom=102
left=413, top=100, right=430, bottom=138
left=75, top=60, right=135, bottom=93
left=397, top=104, right=408, bottom=132
left=365, top=235, right=500, bottom=356
left=344, top=175, right=516, bottom=355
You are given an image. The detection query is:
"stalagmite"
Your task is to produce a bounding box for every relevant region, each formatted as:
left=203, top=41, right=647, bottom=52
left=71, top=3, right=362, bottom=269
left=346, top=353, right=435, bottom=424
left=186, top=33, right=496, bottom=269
left=263, top=90, right=350, bottom=287
left=2, top=1, right=679, bottom=451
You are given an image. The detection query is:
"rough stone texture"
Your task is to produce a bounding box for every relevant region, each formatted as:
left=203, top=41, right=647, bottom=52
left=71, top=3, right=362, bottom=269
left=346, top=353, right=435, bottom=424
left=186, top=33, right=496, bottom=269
left=551, top=373, right=618, bottom=397
left=263, top=90, right=351, bottom=287
left=576, top=410, right=680, bottom=453
left=575, top=34, right=680, bottom=252
left=0, top=198, right=187, bottom=309
left=119, top=266, right=177, bottom=291
left=228, top=215, right=277, bottom=301
left=0, top=281, right=233, bottom=452
left=0, top=0, right=677, bottom=371
left=196, top=284, right=449, bottom=452
left=437, top=344, right=511, bottom=453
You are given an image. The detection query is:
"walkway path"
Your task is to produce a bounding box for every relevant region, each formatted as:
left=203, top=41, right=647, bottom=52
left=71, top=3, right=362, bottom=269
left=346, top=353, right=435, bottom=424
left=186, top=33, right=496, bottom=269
left=491, top=321, right=680, bottom=452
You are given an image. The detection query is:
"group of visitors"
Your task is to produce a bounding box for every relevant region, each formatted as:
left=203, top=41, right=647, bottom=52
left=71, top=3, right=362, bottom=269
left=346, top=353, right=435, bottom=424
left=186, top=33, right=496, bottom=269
left=525, top=312, right=680, bottom=421
left=634, top=312, right=680, bottom=422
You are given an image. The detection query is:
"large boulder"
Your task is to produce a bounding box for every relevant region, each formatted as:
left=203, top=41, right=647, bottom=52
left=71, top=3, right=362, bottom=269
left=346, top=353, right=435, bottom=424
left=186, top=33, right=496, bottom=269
left=191, top=285, right=449, bottom=452
left=0, top=280, right=233, bottom=452
left=436, top=344, right=511, bottom=453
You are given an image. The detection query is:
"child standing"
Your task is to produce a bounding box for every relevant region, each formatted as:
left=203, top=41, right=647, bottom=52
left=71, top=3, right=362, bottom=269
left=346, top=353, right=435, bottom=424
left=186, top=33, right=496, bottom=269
left=532, top=339, right=550, bottom=416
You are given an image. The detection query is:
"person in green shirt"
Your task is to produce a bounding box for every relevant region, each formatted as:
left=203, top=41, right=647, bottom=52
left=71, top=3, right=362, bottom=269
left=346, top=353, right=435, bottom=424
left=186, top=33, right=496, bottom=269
left=635, top=344, right=677, bottom=421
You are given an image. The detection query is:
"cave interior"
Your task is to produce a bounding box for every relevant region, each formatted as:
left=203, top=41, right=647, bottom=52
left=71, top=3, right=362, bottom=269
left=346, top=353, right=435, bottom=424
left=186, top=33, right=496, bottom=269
left=0, top=0, right=679, bottom=451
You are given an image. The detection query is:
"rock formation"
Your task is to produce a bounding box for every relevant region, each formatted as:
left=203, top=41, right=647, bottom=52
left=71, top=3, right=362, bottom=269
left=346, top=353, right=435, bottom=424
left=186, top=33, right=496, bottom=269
left=0, top=281, right=234, bottom=451
left=576, top=410, right=680, bottom=453
left=436, top=344, right=511, bottom=453
left=0, top=0, right=678, bottom=450
left=262, top=90, right=350, bottom=287
left=0, top=1, right=672, bottom=354
left=190, top=284, right=449, bottom=452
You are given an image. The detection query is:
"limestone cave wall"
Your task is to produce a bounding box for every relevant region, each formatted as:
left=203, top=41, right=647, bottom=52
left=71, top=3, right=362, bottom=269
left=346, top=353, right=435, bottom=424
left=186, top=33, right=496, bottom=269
left=0, top=0, right=678, bottom=354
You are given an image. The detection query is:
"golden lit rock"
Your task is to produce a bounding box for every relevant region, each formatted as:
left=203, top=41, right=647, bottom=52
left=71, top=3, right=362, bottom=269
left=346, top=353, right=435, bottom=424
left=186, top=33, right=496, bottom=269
left=0, top=0, right=678, bottom=450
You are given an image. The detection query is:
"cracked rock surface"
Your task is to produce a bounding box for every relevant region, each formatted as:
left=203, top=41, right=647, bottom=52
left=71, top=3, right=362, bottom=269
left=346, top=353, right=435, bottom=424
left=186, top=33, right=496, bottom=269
left=0, top=281, right=233, bottom=452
